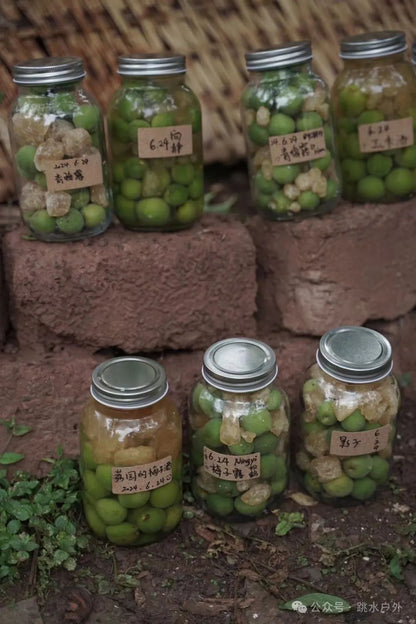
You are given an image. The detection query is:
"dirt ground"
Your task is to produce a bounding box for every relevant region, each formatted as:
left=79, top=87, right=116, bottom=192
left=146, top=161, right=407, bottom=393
left=1, top=166, right=416, bottom=623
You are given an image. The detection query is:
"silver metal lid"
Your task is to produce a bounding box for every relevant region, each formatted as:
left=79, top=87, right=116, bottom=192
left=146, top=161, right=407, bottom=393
left=340, top=31, right=407, bottom=60
left=13, top=57, right=86, bottom=85
left=316, top=326, right=393, bottom=384
left=118, top=54, right=186, bottom=76
left=245, top=41, right=312, bottom=72
left=202, top=338, right=278, bottom=393
left=90, top=356, right=168, bottom=409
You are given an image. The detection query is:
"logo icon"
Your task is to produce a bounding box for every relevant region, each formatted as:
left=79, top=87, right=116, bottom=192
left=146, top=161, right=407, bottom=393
left=292, top=600, right=307, bottom=613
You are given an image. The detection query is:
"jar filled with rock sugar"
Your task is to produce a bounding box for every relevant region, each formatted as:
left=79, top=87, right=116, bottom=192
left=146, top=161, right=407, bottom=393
left=189, top=338, right=290, bottom=520
left=296, top=327, right=400, bottom=504
left=10, top=57, right=112, bottom=241
left=241, top=41, right=339, bottom=220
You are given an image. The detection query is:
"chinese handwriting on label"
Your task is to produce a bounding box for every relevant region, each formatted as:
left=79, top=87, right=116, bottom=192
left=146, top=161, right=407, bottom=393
left=45, top=151, right=103, bottom=192
left=203, top=447, right=260, bottom=481
left=53, top=158, right=89, bottom=184
left=329, top=424, right=390, bottom=457
left=111, top=456, right=172, bottom=494
left=269, top=128, right=327, bottom=166
left=138, top=125, right=193, bottom=159
left=358, top=117, right=414, bottom=153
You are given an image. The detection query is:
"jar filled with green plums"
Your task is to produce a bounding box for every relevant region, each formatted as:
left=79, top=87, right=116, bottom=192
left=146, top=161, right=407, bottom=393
left=80, top=357, right=182, bottom=546
left=108, top=54, right=204, bottom=231
left=10, top=57, right=112, bottom=241
left=241, top=41, right=339, bottom=220
left=296, top=327, right=400, bottom=505
left=189, top=338, right=290, bottom=520
left=332, top=31, right=416, bottom=203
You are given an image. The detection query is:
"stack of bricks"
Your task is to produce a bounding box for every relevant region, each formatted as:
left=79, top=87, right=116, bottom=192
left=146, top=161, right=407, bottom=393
left=1, top=200, right=416, bottom=474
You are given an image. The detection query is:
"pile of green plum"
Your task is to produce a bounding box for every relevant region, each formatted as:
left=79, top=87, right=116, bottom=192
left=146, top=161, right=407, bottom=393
left=108, top=80, right=203, bottom=230
left=332, top=62, right=416, bottom=202
left=241, top=68, right=339, bottom=220
left=190, top=381, right=290, bottom=520
left=11, top=88, right=112, bottom=241
left=80, top=437, right=183, bottom=546
left=296, top=364, right=400, bottom=504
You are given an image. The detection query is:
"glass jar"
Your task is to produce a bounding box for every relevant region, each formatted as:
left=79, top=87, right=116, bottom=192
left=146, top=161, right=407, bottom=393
left=108, top=54, right=204, bottom=231
left=332, top=31, right=416, bottom=203
left=241, top=41, right=340, bottom=221
left=296, top=327, right=400, bottom=505
left=9, top=57, right=112, bottom=242
left=189, top=338, right=290, bottom=520
left=80, top=357, right=182, bottom=546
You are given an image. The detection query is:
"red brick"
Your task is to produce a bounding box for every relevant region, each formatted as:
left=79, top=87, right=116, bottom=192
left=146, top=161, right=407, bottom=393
left=0, top=346, right=103, bottom=476
left=0, top=242, right=8, bottom=343
left=249, top=199, right=416, bottom=336
left=3, top=216, right=257, bottom=353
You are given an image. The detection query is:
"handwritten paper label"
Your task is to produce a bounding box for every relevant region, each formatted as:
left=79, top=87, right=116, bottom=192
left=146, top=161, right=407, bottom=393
left=111, top=455, right=172, bottom=494
left=45, top=152, right=103, bottom=192
left=329, top=425, right=390, bottom=457
left=269, top=128, right=326, bottom=166
left=138, top=124, right=193, bottom=158
left=358, top=117, right=414, bottom=153
left=203, top=447, right=260, bottom=481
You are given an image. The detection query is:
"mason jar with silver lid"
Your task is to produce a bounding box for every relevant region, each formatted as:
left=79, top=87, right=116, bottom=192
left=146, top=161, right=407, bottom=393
left=9, top=57, right=112, bottom=241
left=107, top=53, right=203, bottom=231
left=331, top=31, right=416, bottom=204
left=80, top=356, right=182, bottom=545
left=189, top=337, right=290, bottom=520
left=241, top=41, right=340, bottom=221
left=296, top=326, right=400, bottom=505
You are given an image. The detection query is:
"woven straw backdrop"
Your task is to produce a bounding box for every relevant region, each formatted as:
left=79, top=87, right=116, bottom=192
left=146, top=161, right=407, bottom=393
left=0, top=0, right=415, bottom=202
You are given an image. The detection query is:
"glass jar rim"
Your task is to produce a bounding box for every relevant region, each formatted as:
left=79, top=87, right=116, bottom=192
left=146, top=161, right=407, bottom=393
left=340, top=30, right=407, bottom=60
left=13, top=57, right=86, bottom=85
left=118, top=53, right=186, bottom=76
left=316, top=326, right=393, bottom=384
left=202, top=337, right=278, bottom=393
left=90, top=356, right=169, bottom=409
left=245, top=41, right=312, bottom=71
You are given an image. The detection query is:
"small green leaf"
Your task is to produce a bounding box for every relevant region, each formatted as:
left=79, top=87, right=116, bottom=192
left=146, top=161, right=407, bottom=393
left=275, top=511, right=305, bottom=536
left=280, top=593, right=351, bottom=613
left=0, top=453, right=24, bottom=465
left=13, top=425, right=32, bottom=437
left=389, top=554, right=404, bottom=580
left=6, top=500, right=32, bottom=521
left=6, top=519, right=21, bottom=534
left=52, top=549, right=69, bottom=565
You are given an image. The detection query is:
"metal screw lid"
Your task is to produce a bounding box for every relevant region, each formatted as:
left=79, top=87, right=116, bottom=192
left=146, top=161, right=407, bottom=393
left=118, top=54, right=186, bottom=76
left=202, top=337, right=278, bottom=393
left=340, top=31, right=407, bottom=60
left=90, top=356, right=169, bottom=409
left=316, top=326, right=393, bottom=384
left=245, top=41, right=312, bottom=72
left=13, top=57, right=86, bottom=85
